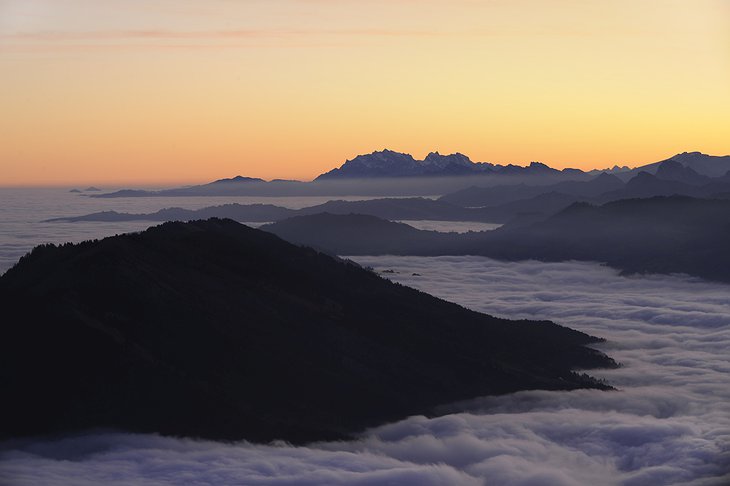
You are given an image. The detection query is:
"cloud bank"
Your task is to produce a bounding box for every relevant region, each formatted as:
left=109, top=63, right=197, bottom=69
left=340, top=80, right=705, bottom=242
left=1, top=257, right=728, bottom=485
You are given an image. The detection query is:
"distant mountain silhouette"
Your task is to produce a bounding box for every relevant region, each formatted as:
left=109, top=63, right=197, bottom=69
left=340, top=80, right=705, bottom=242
left=264, top=213, right=472, bottom=255
left=315, top=150, right=496, bottom=179
left=91, top=151, right=591, bottom=199
left=556, top=172, right=625, bottom=195
left=264, top=197, right=730, bottom=283
left=69, top=187, right=101, bottom=193
left=210, top=175, right=265, bottom=184
left=296, top=198, right=487, bottom=221
left=654, top=160, right=710, bottom=185
left=87, top=150, right=730, bottom=199
left=598, top=165, right=730, bottom=202
left=439, top=172, right=624, bottom=208
left=599, top=171, right=696, bottom=201
left=47, top=203, right=297, bottom=223
left=49, top=194, right=579, bottom=226
left=496, top=161, right=559, bottom=176
left=476, top=191, right=589, bottom=222
left=315, top=150, right=582, bottom=180
left=0, top=219, right=614, bottom=443
left=48, top=198, right=494, bottom=224
left=439, top=162, right=730, bottom=212
left=620, top=152, right=730, bottom=179
left=479, top=196, right=730, bottom=282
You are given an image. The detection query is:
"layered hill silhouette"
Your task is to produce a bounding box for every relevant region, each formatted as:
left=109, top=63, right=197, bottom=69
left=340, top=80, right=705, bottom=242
left=54, top=162, right=730, bottom=228
left=264, top=197, right=730, bottom=283
left=0, top=219, right=615, bottom=443
left=54, top=155, right=730, bottom=232
left=439, top=159, right=730, bottom=209
left=620, top=151, right=730, bottom=179
left=479, top=196, right=730, bottom=281
left=48, top=198, right=505, bottom=224
left=439, top=172, right=624, bottom=207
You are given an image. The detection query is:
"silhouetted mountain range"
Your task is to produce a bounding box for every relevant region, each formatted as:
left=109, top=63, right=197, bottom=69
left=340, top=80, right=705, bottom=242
left=620, top=151, right=730, bottom=179
left=48, top=194, right=586, bottom=226
left=60, top=160, right=730, bottom=227
left=313, top=150, right=730, bottom=182
left=478, top=196, right=730, bottom=281
left=264, top=196, right=730, bottom=283
left=47, top=198, right=503, bottom=224
left=315, top=150, right=572, bottom=179
left=69, top=186, right=102, bottom=193
left=87, top=150, right=729, bottom=199
left=0, top=219, right=615, bottom=443
left=48, top=203, right=297, bottom=223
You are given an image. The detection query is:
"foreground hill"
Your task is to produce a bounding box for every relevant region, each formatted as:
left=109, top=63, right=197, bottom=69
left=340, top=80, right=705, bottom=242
left=0, top=219, right=614, bottom=444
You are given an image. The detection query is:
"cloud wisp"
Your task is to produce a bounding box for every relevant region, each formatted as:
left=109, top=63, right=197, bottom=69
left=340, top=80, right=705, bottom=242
left=1, top=256, right=728, bottom=485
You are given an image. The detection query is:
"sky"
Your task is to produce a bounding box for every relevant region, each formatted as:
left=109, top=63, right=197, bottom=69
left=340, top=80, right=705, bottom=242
left=1, top=0, right=729, bottom=185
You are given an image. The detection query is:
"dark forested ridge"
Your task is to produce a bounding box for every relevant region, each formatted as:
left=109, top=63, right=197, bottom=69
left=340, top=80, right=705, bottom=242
left=0, top=219, right=614, bottom=444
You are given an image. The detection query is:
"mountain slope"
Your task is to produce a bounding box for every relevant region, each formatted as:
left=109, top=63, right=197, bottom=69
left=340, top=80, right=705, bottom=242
left=0, top=219, right=614, bottom=443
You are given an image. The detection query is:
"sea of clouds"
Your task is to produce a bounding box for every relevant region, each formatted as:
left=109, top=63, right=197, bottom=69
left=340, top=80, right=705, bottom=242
left=1, top=256, right=728, bottom=485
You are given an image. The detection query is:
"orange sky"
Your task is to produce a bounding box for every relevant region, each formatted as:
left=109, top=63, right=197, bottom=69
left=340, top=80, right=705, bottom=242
left=1, top=0, right=729, bottom=186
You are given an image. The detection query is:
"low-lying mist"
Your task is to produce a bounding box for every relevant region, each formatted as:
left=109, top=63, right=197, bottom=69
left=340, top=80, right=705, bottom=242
left=1, top=257, right=728, bottom=485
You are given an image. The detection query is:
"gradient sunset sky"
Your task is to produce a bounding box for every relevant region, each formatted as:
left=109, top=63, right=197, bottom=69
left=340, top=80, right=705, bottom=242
left=1, top=0, right=729, bottom=186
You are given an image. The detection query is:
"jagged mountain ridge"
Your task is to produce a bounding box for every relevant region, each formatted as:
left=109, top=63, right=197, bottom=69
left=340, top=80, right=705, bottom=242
left=88, top=150, right=730, bottom=198
left=315, top=149, right=569, bottom=179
